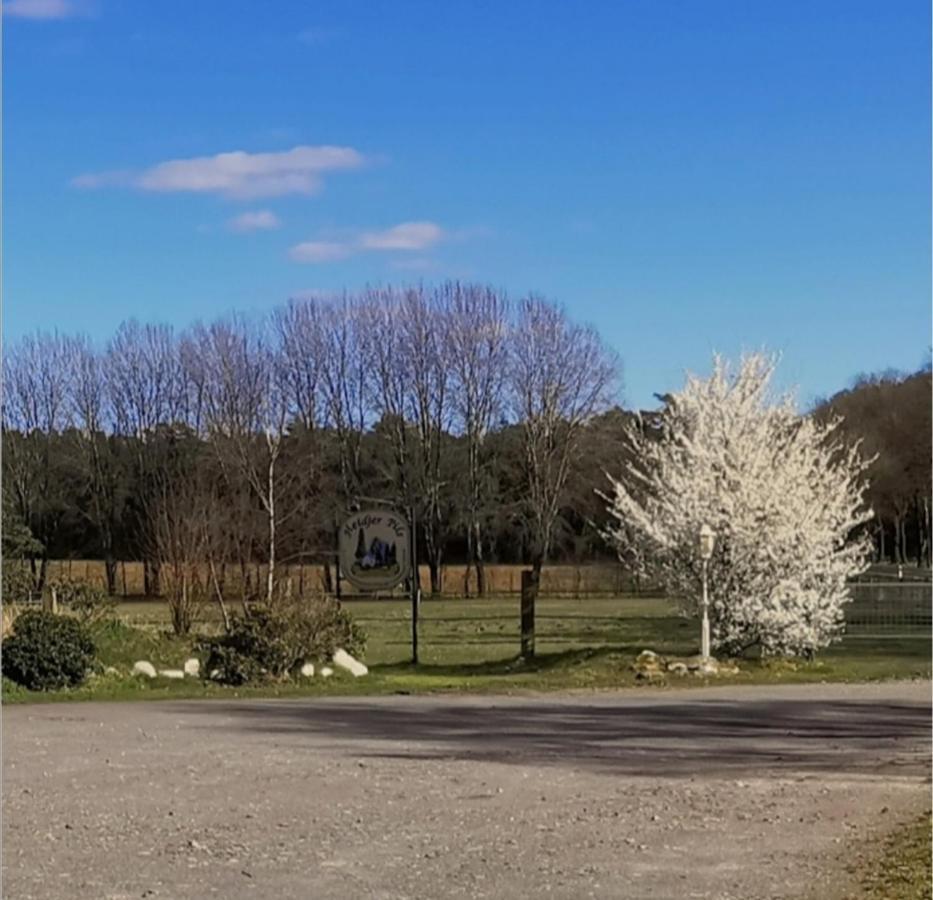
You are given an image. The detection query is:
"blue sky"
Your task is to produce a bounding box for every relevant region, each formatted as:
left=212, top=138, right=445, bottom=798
left=4, top=0, right=930, bottom=409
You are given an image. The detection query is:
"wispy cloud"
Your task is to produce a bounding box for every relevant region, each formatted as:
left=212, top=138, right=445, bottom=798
left=289, top=221, right=445, bottom=264
left=359, top=222, right=444, bottom=251
left=228, top=209, right=282, bottom=233
left=3, top=0, right=91, bottom=18
left=73, top=145, right=366, bottom=200
left=289, top=241, right=353, bottom=263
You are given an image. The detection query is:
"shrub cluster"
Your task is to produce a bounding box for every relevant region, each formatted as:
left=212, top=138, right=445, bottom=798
left=1, top=610, right=96, bottom=691
left=201, top=595, right=366, bottom=685
left=50, top=578, right=118, bottom=624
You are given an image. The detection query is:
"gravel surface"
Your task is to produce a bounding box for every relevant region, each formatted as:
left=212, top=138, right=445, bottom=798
left=3, top=681, right=930, bottom=900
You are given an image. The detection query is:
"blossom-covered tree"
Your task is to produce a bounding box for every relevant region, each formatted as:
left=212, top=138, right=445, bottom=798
left=602, top=352, right=874, bottom=657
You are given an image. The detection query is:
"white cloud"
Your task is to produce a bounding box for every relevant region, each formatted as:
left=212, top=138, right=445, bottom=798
left=359, top=221, right=443, bottom=251
left=228, top=210, right=281, bottom=233
left=3, top=0, right=90, bottom=18
left=290, top=221, right=446, bottom=264
left=289, top=241, right=353, bottom=263
left=73, top=145, right=366, bottom=200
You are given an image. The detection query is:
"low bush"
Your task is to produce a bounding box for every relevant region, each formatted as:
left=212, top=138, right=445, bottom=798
left=201, top=595, right=366, bottom=685
left=50, top=578, right=118, bottom=624
left=1, top=610, right=96, bottom=691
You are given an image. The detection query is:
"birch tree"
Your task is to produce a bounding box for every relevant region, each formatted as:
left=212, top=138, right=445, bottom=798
left=602, top=352, right=874, bottom=658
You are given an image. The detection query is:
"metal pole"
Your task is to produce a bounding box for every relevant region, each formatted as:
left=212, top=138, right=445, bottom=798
left=410, top=504, right=419, bottom=665
left=701, top=558, right=710, bottom=659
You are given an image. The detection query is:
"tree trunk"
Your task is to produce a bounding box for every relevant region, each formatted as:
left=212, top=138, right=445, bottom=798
left=321, top=558, right=333, bottom=594
left=428, top=554, right=442, bottom=596
left=37, top=556, right=49, bottom=595
left=266, top=454, right=276, bottom=605
left=104, top=555, right=117, bottom=596
left=143, top=559, right=161, bottom=597
left=208, top=557, right=232, bottom=633
left=473, top=521, right=487, bottom=597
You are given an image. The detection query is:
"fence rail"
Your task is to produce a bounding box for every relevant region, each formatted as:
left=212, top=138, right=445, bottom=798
left=33, top=562, right=933, bottom=633
left=845, top=582, right=931, bottom=631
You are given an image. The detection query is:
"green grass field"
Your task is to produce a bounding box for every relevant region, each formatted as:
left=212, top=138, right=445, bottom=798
left=2, top=594, right=929, bottom=704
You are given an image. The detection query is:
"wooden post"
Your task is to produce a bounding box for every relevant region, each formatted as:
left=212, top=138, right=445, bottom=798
left=410, top=505, right=419, bottom=665
left=520, top=569, right=536, bottom=659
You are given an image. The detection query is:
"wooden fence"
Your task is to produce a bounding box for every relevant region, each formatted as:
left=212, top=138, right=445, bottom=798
left=44, top=559, right=659, bottom=599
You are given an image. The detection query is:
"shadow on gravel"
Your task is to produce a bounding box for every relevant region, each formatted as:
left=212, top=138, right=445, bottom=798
left=172, top=696, right=932, bottom=778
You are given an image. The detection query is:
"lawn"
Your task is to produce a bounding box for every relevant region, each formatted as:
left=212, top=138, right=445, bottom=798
left=2, top=594, right=929, bottom=704
left=842, top=811, right=932, bottom=900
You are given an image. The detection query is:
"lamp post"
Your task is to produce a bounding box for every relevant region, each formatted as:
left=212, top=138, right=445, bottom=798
left=698, top=523, right=715, bottom=660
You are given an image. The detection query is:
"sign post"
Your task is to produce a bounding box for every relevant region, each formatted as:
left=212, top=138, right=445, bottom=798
left=339, top=504, right=417, bottom=664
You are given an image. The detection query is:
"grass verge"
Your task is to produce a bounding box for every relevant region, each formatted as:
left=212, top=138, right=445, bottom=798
left=2, top=596, right=929, bottom=704
left=843, top=812, right=932, bottom=900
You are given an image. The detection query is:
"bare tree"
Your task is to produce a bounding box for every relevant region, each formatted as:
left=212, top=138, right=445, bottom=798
left=64, top=335, right=130, bottom=595
left=508, top=297, right=618, bottom=647
left=106, top=320, right=185, bottom=596
left=183, top=315, right=292, bottom=605
left=2, top=331, right=73, bottom=591
left=149, top=432, right=214, bottom=635
left=398, top=285, right=453, bottom=594
left=443, top=282, right=509, bottom=594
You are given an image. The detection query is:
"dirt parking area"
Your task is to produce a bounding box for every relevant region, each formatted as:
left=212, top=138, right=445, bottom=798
left=3, top=681, right=930, bottom=899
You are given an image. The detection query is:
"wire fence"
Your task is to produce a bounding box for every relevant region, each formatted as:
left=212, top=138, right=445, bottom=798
left=844, top=582, right=931, bottom=632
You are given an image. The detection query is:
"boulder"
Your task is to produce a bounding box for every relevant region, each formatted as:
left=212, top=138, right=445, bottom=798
left=300, top=662, right=315, bottom=678
left=320, top=666, right=334, bottom=678
left=132, top=661, right=157, bottom=679
left=633, top=649, right=666, bottom=680
left=667, top=661, right=688, bottom=676
left=333, top=648, right=368, bottom=677
left=183, top=658, right=200, bottom=677
left=158, top=669, right=185, bottom=680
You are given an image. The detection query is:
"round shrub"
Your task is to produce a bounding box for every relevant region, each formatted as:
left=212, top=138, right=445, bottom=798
left=1, top=610, right=96, bottom=691
left=201, top=595, right=366, bottom=685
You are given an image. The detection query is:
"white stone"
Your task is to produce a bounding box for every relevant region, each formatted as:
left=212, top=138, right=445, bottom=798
left=158, top=669, right=185, bottom=680
left=183, top=658, right=200, bottom=677
left=300, top=663, right=315, bottom=677
left=320, top=666, right=334, bottom=678
left=208, top=669, right=221, bottom=680
left=104, top=666, right=121, bottom=677
left=132, top=661, right=157, bottom=678
left=333, top=648, right=368, bottom=677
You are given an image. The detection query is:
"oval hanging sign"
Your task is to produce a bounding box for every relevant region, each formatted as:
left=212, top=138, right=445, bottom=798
left=339, top=509, right=411, bottom=591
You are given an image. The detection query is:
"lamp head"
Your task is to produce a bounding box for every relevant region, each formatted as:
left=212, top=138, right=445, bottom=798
left=699, top=523, right=715, bottom=561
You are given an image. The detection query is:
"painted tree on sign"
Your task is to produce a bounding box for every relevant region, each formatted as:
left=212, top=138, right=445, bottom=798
left=602, top=352, right=874, bottom=657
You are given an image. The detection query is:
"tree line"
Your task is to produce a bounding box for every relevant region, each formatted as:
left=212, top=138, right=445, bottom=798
left=3, top=282, right=929, bottom=618
left=2, top=284, right=620, bottom=615
left=813, top=364, right=932, bottom=568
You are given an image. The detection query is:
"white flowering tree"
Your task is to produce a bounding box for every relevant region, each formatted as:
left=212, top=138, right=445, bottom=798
left=602, top=352, right=874, bottom=657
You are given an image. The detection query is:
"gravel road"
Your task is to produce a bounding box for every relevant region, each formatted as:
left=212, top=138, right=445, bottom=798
left=3, top=681, right=930, bottom=900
